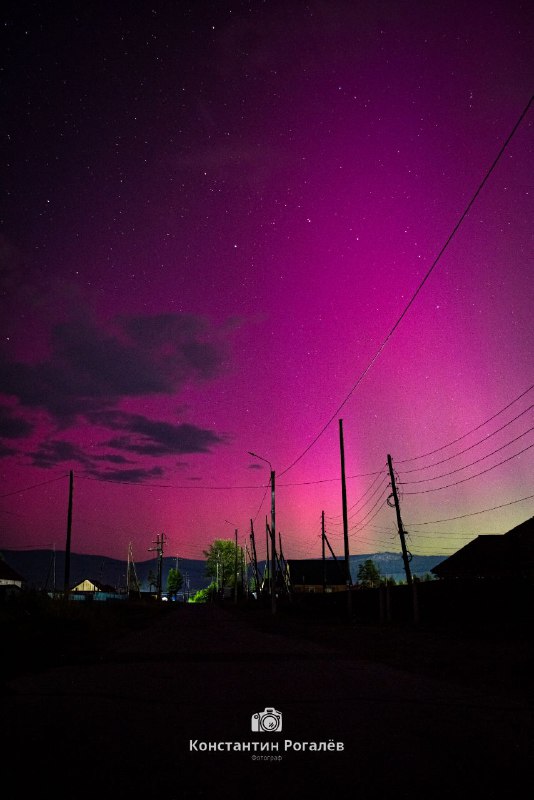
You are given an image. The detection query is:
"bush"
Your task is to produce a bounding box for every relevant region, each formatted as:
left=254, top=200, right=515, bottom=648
left=189, top=583, right=217, bottom=603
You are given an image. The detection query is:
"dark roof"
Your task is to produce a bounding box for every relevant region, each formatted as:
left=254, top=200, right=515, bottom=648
left=287, top=559, right=349, bottom=586
left=504, top=515, right=534, bottom=540
left=431, top=516, right=534, bottom=579
left=0, top=558, right=25, bottom=583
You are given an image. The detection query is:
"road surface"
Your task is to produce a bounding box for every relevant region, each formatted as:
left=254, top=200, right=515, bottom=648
left=3, top=603, right=531, bottom=798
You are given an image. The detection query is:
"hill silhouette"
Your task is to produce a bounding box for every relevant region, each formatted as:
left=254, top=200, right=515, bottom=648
left=1, top=548, right=445, bottom=593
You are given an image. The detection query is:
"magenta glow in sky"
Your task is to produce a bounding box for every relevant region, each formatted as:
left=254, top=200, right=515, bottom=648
left=1, top=1, right=533, bottom=564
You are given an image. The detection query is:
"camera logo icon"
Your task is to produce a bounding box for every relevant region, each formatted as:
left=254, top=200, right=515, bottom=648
left=251, top=708, right=283, bottom=733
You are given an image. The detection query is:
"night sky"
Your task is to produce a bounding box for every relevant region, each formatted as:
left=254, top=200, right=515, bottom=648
left=1, top=0, right=532, bottom=565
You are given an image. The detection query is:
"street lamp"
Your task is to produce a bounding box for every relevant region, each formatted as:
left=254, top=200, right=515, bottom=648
left=248, top=451, right=276, bottom=615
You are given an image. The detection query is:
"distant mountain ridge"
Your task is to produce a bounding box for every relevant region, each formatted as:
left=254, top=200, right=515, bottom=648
left=0, top=550, right=210, bottom=594
left=346, top=551, right=446, bottom=583
left=1, top=548, right=446, bottom=592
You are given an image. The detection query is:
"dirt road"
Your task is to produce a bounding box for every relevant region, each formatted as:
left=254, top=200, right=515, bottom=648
left=3, top=603, right=532, bottom=799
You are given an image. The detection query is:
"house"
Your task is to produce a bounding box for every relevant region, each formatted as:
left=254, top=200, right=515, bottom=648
left=286, top=559, right=349, bottom=593
left=71, top=578, right=117, bottom=593
left=69, top=578, right=121, bottom=600
left=431, top=516, right=534, bottom=580
left=0, top=558, right=25, bottom=598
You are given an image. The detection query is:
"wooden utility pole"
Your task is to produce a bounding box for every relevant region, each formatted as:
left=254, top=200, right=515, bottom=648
left=265, top=516, right=270, bottom=597
left=148, top=533, right=166, bottom=601
left=63, top=470, right=73, bottom=599
left=234, top=528, right=238, bottom=604
left=247, top=452, right=276, bottom=610
left=250, top=519, right=260, bottom=596
left=127, top=542, right=140, bottom=596
left=321, top=511, right=326, bottom=593
left=322, top=528, right=345, bottom=584
left=339, top=420, right=352, bottom=617
left=244, top=543, right=251, bottom=598
left=275, top=532, right=289, bottom=597
left=270, top=470, right=276, bottom=615
left=387, top=455, right=412, bottom=586
left=387, top=454, right=419, bottom=623
left=278, top=531, right=288, bottom=596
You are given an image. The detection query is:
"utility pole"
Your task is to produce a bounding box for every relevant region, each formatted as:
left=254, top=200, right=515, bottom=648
left=270, top=470, right=276, bottom=614
left=278, top=530, right=286, bottom=573
left=387, top=455, right=412, bottom=586
left=127, top=542, right=140, bottom=596
left=63, top=470, right=73, bottom=600
left=265, top=516, right=270, bottom=597
left=339, top=420, right=352, bottom=617
left=248, top=452, right=276, bottom=613
left=322, top=528, right=345, bottom=585
left=250, top=519, right=260, bottom=596
left=234, top=528, right=238, bottom=605
left=321, top=511, right=326, bottom=593
left=148, top=533, right=166, bottom=601
left=244, top=543, right=251, bottom=598
left=278, top=531, right=288, bottom=596
left=279, top=532, right=291, bottom=595
left=387, top=454, right=419, bottom=623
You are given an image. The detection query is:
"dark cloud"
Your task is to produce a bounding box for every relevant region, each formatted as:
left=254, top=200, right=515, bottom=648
left=0, top=442, right=16, bottom=457
left=86, top=466, right=165, bottom=484
left=29, top=440, right=93, bottom=469
left=93, top=454, right=131, bottom=464
left=99, top=411, right=225, bottom=455
left=121, top=313, right=201, bottom=345
left=248, top=463, right=263, bottom=470
left=0, top=312, right=227, bottom=423
left=0, top=406, right=34, bottom=439
left=119, top=313, right=224, bottom=379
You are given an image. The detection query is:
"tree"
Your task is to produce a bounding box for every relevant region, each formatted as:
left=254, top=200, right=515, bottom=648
left=167, top=567, right=183, bottom=600
left=357, top=559, right=381, bottom=588
left=203, top=539, right=243, bottom=592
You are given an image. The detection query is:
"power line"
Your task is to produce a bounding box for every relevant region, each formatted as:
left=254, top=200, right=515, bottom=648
left=399, top=426, right=534, bottom=484
left=0, top=474, right=68, bottom=499
left=252, top=485, right=270, bottom=524
left=281, top=469, right=384, bottom=486
left=325, top=469, right=386, bottom=520
left=407, top=531, right=500, bottom=540
left=78, top=474, right=269, bottom=490
left=278, top=96, right=534, bottom=478
left=405, top=493, right=534, bottom=525
left=398, top=385, right=533, bottom=464
left=326, top=475, right=389, bottom=526
left=348, top=476, right=389, bottom=522
left=402, top=441, right=533, bottom=494
left=349, top=534, right=396, bottom=548
left=76, top=468, right=383, bottom=492
left=399, top=404, right=533, bottom=473
left=349, top=486, right=391, bottom=533
left=326, top=525, right=394, bottom=547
